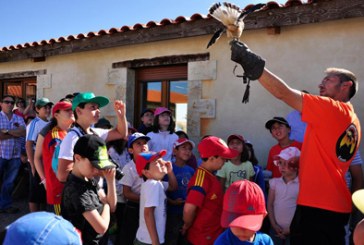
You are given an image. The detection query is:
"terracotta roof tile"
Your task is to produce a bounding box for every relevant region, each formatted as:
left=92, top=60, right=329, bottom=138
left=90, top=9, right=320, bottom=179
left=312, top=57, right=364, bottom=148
left=285, top=0, right=303, bottom=7
left=120, top=26, right=132, bottom=32
left=0, top=1, right=325, bottom=52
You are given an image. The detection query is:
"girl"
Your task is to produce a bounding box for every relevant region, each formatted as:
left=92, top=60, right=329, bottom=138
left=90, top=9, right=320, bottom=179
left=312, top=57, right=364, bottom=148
left=34, top=101, right=75, bottom=215
left=216, top=134, right=255, bottom=192
left=146, top=107, right=178, bottom=161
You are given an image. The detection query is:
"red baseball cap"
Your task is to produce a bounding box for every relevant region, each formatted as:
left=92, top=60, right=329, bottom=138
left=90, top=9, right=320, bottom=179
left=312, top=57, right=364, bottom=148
left=221, top=180, right=267, bottom=231
left=198, top=136, right=238, bottom=159
left=227, top=134, right=245, bottom=144
left=52, top=101, right=72, bottom=116
left=154, top=107, right=171, bottom=117
left=173, top=138, right=195, bottom=149
left=135, top=150, right=167, bottom=176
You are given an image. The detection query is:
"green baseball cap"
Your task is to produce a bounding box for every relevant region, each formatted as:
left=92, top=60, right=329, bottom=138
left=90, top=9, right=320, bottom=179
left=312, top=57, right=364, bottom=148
left=72, top=92, right=109, bottom=111
left=35, top=97, right=54, bottom=107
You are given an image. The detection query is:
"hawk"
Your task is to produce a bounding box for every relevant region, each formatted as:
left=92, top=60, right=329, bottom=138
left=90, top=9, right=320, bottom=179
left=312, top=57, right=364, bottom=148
left=207, top=2, right=265, bottom=48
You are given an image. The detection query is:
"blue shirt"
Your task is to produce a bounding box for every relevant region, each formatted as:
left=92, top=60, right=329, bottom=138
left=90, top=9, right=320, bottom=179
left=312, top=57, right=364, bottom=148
left=214, top=229, right=273, bottom=245
left=167, top=163, right=195, bottom=214
left=286, top=110, right=307, bottom=143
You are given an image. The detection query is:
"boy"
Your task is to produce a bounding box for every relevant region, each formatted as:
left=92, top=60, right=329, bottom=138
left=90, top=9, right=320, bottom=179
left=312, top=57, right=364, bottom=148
left=26, top=97, right=53, bottom=212
left=165, top=138, right=196, bottom=245
left=119, top=132, right=151, bottom=245
left=267, top=147, right=300, bottom=245
left=58, top=91, right=127, bottom=182
left=135, top=150, right=178, bottom=245
left=215, top=180, right=273, bottom=244
left=265, top=117, right=302, bottom=178
left=137, top=108, right=154, bottom=135
left=182, top=136, right=238, bottom=245
left=2, top=211, right=82, bottom=245
left=61, top=134, right=117, bottom=245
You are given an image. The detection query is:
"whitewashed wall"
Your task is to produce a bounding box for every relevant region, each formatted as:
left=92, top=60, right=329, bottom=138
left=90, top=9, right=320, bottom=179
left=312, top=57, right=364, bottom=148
left=0, top=17, right=363, bottom=165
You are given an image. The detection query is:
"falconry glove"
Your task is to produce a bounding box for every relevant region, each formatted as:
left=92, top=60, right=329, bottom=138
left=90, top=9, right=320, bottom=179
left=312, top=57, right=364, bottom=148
left=230, top=40, right=265, bottom=80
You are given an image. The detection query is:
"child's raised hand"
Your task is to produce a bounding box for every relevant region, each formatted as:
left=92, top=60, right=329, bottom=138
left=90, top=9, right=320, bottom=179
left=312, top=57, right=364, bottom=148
left=165, top=161, right=173, bottom=173
left=113, top=100, right=126, bottom=118
left=102, top=168, right=116, bottom=182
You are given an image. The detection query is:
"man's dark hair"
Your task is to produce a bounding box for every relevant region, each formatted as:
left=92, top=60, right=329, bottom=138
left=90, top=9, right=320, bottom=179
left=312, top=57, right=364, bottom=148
left=325, top=67, right=358, bottom=99
left=2, top=94, right=15, bottom=102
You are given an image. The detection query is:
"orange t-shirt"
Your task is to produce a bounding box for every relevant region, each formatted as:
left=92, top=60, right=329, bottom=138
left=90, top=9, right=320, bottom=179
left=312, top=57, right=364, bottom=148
left=298, top=94, right=361, bottom=213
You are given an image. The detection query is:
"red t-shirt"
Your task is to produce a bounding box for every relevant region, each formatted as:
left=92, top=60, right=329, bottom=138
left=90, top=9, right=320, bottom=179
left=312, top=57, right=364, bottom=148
left=298, top=94, right=361, bottom=213
left=266, top=141, right=302, bottom=178
left=185, top=167, right=224, bottom=245
left=42, top=127, right=67, bottom=205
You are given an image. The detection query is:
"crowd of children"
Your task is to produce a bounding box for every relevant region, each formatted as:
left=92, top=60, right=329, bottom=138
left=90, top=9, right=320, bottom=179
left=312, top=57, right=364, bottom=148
left=1, top=92, right=363, bottom=245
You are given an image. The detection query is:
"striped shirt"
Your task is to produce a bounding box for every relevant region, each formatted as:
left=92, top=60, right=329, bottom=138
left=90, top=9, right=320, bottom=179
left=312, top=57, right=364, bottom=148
left=26, top=117, right=49, bottom=150
left=0, top=111, right=26, bottom=159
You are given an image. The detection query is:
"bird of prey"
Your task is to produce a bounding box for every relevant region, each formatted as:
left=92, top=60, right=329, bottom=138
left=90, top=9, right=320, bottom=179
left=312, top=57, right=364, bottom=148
left=207, top=2, right=265, bottom=48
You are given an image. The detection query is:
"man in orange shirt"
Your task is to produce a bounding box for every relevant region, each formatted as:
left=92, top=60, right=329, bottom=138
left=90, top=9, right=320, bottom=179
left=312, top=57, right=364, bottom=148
left=231, top=41, right=361, bottom=245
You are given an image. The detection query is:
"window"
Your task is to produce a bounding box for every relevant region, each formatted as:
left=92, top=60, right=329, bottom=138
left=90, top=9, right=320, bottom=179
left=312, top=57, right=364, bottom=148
left=135, top=65, right=188, bottom=132
left=1, top=78, right=36, bottom=101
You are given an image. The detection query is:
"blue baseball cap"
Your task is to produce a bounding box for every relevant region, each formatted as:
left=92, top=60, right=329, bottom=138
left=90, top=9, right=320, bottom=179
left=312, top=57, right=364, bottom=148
left=127, top=132, right=151, bottom=148
left=3, top=212, right=82, bottom=245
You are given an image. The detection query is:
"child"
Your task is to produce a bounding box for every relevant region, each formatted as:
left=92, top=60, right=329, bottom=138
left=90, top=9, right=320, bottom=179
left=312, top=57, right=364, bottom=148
left=265, top=117, right=302, bottom=178
left=217, top=134, right=255, bottom=192
left=119, top=132, right=151, bottom=245
left=34, top=101, right=75, bottom=215
left=175, top=130, right=198, bottom=170
left=58, top=92, right=127, bottom=183
left=135, top=150, right=178, bottom=245
left=147, top=107, right=178, bottom=161
left=165, top=138, right=196, bottom=245
left=2, top=211, right=82, bottom=245
left=137, top=108, right=154, bottom=135
left=245, top=140, right=266, bottom=196
left=267, top=147, right=300, bottom=245
left=61, top=134, right=117, bottom=245
left=214, top=180, right=273, bottom=244
left=26, top=97, right=53, bottom=212
left=182, top=136, right=238, bottom=245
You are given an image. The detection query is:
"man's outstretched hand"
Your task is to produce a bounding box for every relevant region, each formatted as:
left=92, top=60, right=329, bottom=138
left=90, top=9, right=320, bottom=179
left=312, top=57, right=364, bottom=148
left=230, top=40, right=265, bottom=80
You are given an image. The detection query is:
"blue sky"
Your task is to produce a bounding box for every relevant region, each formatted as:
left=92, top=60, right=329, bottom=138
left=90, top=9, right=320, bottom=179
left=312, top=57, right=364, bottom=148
left=0, top=0, right=282, bottom=47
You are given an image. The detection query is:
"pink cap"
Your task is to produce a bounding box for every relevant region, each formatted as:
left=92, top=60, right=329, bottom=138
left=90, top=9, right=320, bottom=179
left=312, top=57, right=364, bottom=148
left=198, top=136, right=238, bottom=159
left=154, top=107, right=171, bottom=116
left=221, top=180, right=267, bottom=231
left=173, top=138, right=195, bottom=149
left=276, top=147, right=301, bottom=161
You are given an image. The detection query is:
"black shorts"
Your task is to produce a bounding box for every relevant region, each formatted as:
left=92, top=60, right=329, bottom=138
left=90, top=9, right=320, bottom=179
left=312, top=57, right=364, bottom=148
left=290, top=205, right=350, bottom=245
left=28, top=169, right=46, bottom=203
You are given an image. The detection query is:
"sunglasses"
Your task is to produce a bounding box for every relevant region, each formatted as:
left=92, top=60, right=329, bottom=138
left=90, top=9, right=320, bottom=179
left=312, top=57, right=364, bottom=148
left=2, top=100, right=15, bottom=105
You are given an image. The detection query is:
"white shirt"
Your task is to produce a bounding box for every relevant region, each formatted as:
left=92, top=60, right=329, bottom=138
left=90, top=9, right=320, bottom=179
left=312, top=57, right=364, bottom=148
left=58, top=126, right=108, bottom=161
left=136, top=179, right=168, bottom=244
left=121, top=160, right=144, bottom=196
left=146, top=131, right=178, bottom=161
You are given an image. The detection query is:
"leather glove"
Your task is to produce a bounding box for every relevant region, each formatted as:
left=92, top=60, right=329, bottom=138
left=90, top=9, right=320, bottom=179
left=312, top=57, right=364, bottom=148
left=230, top=40, right=265, bottom=80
